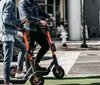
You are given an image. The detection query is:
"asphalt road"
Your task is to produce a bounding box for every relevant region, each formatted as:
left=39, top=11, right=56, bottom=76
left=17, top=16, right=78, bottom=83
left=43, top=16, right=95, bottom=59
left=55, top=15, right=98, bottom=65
left=1, top=50, right=100, bottom=84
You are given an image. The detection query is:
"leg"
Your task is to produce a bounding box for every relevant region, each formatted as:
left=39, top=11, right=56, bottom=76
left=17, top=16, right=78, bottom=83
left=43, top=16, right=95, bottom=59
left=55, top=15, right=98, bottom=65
left=25, top=55, right=30, bottom=71
left=30, top=25, right=50, bottom=65
left=3, top=41, right=14, bottom=84
left=14, top=37, right=26, bottom=72
left=25, top=32, right=35, bottom=71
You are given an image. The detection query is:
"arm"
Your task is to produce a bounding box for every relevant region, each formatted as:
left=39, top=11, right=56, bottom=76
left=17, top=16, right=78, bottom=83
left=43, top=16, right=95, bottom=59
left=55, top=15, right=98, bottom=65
left=18, top=2, right=40, bottom=23
left=39, top=8, right=55, bottom=21
left=2, top=0, right=21, bottom=27
left=39, top=8, right=51, bottom=19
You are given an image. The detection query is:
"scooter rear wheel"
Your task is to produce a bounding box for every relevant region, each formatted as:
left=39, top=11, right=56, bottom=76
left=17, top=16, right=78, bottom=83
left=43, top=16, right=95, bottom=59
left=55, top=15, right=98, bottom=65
left=10, top=65, right=17, bottom=78
left=29, top=73, right=44, bottom=85
left=53, top=66, right=65, bottom=79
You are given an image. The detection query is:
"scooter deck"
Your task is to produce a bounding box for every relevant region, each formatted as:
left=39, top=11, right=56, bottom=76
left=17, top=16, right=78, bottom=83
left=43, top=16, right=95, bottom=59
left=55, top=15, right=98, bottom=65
left=36, top=70, right=50, bottom=76
left=0, top=78, right=27, bottom=84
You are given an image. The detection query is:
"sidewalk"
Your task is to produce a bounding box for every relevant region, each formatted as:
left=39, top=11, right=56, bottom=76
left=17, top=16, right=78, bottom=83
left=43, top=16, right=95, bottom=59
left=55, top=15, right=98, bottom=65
left=54, top=40, right=100, bottom=51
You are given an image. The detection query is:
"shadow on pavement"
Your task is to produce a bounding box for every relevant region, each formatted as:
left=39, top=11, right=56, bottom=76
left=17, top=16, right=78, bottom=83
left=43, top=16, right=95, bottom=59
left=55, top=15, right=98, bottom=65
left=58, top=84, right=80, bottom=85
left=58, top=84, right=100, bottom=85
left=45, top=76, right=100, bottom=80
left=41, top=56, right=52, bottom=61
left=91, top=83, right=100, bottom=85
left=45, top=76, right=100, bottom=85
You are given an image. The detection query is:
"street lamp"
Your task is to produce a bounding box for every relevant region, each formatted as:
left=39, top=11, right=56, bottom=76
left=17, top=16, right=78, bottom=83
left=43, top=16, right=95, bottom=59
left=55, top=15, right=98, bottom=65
left=81, top=0, right=88, bottom=48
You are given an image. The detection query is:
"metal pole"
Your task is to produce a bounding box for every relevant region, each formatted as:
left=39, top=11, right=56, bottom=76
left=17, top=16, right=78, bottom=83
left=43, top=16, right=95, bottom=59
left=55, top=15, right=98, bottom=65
left=53, top=0, right=57, bottom=40
left=63, top=0, right=65, bottom=28
left=68, top=0, right=81, bottom=40
left=81, top=0, right=88, bottom=48
left=45, top=0, right=47, bottom=13
left=53, top=0, right=56, bottom=21
left=15, top=0, right=17, bottom=18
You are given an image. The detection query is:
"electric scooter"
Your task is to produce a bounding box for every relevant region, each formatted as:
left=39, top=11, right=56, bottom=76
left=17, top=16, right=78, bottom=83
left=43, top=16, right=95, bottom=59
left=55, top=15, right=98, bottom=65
left=0, top=29, right=44, bottom=85
left=37, top=20, right=65, bottom=79
left=10, top=20, right=65, bottom=83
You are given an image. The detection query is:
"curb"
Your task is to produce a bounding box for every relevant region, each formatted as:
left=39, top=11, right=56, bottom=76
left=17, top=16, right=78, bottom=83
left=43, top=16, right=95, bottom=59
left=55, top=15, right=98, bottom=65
left=55, top=44, right=100, bottom=51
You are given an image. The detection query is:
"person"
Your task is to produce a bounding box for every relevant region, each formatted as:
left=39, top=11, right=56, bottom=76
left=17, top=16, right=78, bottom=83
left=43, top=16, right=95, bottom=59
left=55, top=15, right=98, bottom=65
left=18, top=0, right=55, bottom=71
left=0, top=0, right=27, bottom=85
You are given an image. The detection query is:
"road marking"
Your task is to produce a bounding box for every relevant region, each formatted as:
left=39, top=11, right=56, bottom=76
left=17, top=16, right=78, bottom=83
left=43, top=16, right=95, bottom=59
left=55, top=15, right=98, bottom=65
left=58, top=51, right=80, bottom=76
left=0, top=51, right=80, bottom=77
left=0, top=76, right=4, bottom=78
left=45, top=51, right=80, bottom=77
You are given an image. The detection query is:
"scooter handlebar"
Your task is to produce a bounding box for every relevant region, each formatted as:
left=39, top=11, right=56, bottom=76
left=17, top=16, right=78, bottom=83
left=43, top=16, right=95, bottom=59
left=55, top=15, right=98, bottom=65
left=17, top=28, right=26, bottom=32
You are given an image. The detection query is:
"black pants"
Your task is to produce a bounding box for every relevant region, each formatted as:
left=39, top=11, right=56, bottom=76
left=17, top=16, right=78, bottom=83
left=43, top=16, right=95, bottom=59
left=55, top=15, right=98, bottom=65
left=25, top=25, right=50, bottom=70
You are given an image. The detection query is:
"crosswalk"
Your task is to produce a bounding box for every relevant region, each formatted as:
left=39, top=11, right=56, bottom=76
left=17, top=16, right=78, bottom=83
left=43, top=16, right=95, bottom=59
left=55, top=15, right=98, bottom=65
left=0, top=51, right=80, bottom=77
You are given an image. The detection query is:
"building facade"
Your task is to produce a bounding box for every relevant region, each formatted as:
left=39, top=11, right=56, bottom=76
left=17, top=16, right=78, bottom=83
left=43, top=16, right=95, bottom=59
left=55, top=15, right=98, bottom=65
left=16, top=0, right=82, bottom=40
left=85, top=0, right=100, bottom=38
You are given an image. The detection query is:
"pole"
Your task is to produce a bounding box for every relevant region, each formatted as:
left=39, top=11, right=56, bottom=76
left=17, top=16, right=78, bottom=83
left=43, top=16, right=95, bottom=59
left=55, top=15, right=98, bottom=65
left=63, top=0, right=65, bottom=28
left=45, top=0, right=47, bottom=13
left=68, top=0, right=81, bottom=40
left=53, top=0, right=57, bottom=40
left=81, top=0, right=88, bottom=48
left=53, top=0, right=56, bottom=18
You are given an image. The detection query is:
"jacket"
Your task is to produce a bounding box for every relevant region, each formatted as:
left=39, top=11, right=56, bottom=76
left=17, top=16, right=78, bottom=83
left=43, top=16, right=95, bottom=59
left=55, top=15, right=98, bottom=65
left=0, top=0, right=21, bottom=35
left=18, top=0, right=51, bottom=31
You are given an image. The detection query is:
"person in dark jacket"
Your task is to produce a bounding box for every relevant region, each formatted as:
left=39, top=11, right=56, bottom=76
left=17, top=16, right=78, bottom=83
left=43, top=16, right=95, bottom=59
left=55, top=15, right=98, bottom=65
left=18, top=0, right=55, bottom=71
left=0, top=0, right=27, bottom=84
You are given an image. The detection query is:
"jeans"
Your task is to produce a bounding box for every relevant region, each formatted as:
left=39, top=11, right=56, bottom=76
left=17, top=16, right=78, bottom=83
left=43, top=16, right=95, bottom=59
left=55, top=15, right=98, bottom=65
left=3, top=36, right=26, bottom=84
left=25, top=25, right=50, bottom=70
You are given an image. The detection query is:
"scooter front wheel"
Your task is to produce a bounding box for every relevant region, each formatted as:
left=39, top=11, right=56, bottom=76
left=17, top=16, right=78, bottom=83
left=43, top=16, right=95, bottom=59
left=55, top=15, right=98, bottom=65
left=10, top=65, right=17, bottom=78
left=29, top=73, right=44, bottom=85
left=52, top=66, right=65, bottom=79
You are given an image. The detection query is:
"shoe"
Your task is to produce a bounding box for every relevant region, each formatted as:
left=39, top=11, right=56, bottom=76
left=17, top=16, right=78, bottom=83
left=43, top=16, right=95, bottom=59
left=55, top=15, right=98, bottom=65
left=15, top=72, right=25, bottom=79
left=35, top=64, right=46, bottom=71
left=5, top=83, right=12, bottom=85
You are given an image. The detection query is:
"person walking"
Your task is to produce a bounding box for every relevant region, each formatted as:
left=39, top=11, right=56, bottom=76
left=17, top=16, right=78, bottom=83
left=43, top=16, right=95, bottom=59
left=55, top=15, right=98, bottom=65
left=0, top=0, right=27, bottom=84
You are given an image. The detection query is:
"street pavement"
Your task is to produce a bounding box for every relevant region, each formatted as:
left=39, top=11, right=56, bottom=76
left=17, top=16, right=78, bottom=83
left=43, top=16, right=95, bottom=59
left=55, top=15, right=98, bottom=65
left=69, top=51, right=100, bottom=76
left=1, top=40, right=100, bottom=84
left=0, top=51, right=80, bottom=77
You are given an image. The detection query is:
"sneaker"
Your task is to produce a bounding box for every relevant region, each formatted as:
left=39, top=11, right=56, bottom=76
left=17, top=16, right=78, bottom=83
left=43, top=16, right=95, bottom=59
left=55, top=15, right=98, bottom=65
left=15, top=72, right=25, bottom=79
left=5, top=83, right=12, bottom=85
left=35, top=65, right=46, bottom=71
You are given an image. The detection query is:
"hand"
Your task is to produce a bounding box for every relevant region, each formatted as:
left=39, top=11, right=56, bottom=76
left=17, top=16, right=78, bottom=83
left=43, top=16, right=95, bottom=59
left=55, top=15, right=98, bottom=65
left=50, top=17, right=56, bottom=21
left=17, top=31, right=23, bottom=37
left=21, top=18, right=28, bottom=24
left=40, top=20, right=47, bottom=26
